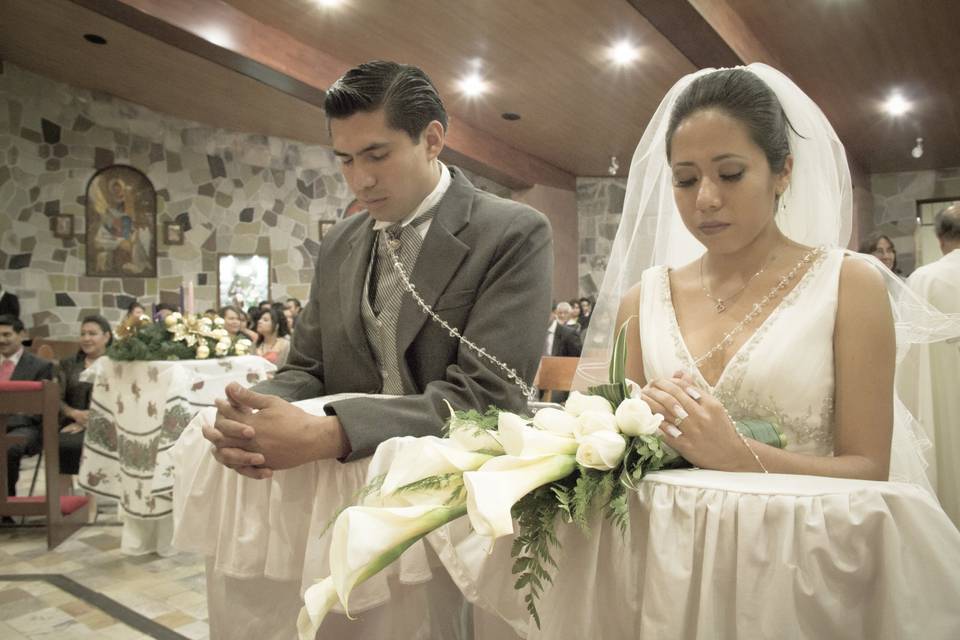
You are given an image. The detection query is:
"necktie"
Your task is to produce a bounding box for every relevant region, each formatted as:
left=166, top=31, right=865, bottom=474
left=0, top=359, right=14, bottom=381
left=369, top=210, right=436, bottom=314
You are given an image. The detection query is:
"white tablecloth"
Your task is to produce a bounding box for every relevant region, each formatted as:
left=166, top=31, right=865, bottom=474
left=79, top=355, right=275, bottom=554
left=430, top=469, right=960, bottom=639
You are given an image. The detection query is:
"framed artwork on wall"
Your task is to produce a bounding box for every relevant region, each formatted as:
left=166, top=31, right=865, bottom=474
left=217, top=253, right=271, bottom=311
left=164, top=221, right=185, bottom=246
left=52, top=213, right=74, bottom=239
left=85, top=164, right=157, bottom=277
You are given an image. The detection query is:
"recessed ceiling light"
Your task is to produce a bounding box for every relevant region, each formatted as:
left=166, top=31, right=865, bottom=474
left=607, top=40, right=639, bottom=66
left=83, top=34, right=107, bottom=45
left=911, top=137, right=924, bottom=159
left=313, top=0, right=344, bottom=7
left=883, top=92, right=911, bottom=117
left=501, top=112, right=521, bottom=121
left=457, top=72, right=488, bottom=97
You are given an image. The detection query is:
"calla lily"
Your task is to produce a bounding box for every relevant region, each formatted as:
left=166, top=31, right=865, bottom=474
left=532, top=407, right=579, bottom=435
left=297, top=576, right=338, bottom=640
left=498, top=412, right=579, bottom=457
left=463, top=454, right=577, bottom=539
left=444, top=400, right=504, bottom=454
left=563, top=391, right=614, bottom=417
left=330, top=502, right=467, bottom=614
left=380, top=436, right=493, bottom=497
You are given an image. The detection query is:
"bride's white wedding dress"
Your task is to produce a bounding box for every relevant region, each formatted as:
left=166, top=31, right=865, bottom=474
left=429, top=248, right=960, bottom=639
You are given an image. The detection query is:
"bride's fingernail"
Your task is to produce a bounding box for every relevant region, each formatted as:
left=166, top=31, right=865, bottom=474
left=673, top=405, right=689, bottom=419
left=685, top=387, right=702, bottom=401
left=664, top=425, right=682, bottom=438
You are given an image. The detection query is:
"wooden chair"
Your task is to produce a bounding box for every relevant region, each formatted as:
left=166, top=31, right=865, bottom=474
left=30, top=338, right=80, bottom=363
left=0, top=380, right=89, bottom=549
left=533, top=356, right=580, bottom=404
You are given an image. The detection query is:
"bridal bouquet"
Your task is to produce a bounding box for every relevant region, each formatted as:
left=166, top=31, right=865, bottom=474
left=297, top=328, right=785, bottom=638
left=109, top=312, right=253, bottom=361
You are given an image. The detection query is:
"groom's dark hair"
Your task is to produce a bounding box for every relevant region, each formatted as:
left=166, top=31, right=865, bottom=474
left=324, top=61, right=448, bottom=141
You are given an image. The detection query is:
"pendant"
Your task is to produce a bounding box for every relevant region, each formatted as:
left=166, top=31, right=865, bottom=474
left=715, top=299, right=727, bottom=313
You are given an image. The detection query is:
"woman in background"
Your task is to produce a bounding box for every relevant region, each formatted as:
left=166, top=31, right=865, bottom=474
left=58, top=315, right=112, bottom=476
left=254, top=306, right=290, bottom=367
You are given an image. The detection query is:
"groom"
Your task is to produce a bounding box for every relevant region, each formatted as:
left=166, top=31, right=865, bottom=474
left=192, top=60, right=553, bottom=637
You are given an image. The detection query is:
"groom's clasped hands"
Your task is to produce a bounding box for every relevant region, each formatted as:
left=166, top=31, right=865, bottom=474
left=203, top=383, right=350, bottom=479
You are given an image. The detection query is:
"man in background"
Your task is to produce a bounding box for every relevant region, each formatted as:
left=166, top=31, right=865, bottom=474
left=905, top=204, right=960, bottom=526
left=1, top=314, right=54, bottom=499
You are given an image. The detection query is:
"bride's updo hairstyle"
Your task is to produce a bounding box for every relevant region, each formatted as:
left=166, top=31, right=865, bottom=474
left=664, top=69, right=794, bottom=175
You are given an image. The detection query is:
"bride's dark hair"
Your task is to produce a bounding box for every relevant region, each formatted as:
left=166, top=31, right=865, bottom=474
left=665, top=68, right=796, bottom=174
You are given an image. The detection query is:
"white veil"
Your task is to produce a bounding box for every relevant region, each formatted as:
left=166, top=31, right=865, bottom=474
left=575, top=63, right=960, bottom=488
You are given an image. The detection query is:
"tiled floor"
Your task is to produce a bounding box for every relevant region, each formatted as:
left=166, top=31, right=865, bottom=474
left=1, top=459, right=208, bottom=639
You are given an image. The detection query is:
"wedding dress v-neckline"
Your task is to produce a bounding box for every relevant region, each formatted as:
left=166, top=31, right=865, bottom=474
left=662, top=251, right=827, bottom=390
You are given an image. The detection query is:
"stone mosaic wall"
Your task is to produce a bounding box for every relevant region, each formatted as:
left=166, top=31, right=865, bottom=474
left=869, top=166, right=960, bottom=274
left=576, top=177, right=626, bottom=298
left=0, top=62, right=356, bottom=338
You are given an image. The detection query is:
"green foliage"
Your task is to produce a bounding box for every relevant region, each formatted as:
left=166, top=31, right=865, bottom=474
left=395, top=472, right=467, bottom=506
left=510, top=485, right=562, bottom=629
left=107, top=322, right=196, bottom=361
left=443, top=405, right=504, bottom=436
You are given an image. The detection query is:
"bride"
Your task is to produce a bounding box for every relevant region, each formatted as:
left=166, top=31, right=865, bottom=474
left=448, top=64, right=960, bottom=639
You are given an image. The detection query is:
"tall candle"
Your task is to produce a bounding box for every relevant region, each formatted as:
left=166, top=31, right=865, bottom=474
left=178, top=285, right=184, bottom=314
left=186, top=280, right=195, bottom=316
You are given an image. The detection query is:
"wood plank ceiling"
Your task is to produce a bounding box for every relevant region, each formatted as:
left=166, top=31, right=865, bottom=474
left=1, top=0, right=958, bottom=182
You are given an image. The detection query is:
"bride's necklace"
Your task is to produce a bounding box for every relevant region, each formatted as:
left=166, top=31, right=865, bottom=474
left=692, top=247, right=822, bottom=368
left=699, top=250, right=774, bottom=313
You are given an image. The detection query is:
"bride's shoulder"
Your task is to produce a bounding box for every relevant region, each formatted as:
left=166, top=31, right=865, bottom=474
left=837, top=252, right=891, bottom=319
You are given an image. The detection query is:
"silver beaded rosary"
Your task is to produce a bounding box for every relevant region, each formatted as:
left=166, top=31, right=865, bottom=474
left=386, top=245, right=535, bottom=398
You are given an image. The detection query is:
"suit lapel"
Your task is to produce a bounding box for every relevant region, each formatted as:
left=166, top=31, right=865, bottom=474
left=339, top=219, right=378, bottom=369
left=395, top=169, right=473, bottom=356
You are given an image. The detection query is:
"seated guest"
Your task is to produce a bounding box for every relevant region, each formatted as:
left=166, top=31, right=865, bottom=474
left=578, top=296, right=593, bottom=332
left=125, top=300, right=145, bottom=320
left=219, top=305, right=257, bottom=342
left=0, top=285, right=20, bottom=319
left=203, top=308, right=218, bottom=320
left=154, top=302, right=178, bottom=322
left=547, top=302, right=583, bottom=358
left=859, top=233, right=902, bottom=276
left=1, top=314, right=54, bottom=497
left=254, top=306, right=290, bottom=366
left=284, top=297, right=302, bottom=321
left=58, top=315, right=112, bottom=477
left=566, top=298, right=582, bottom=334
left=258, top=300, right=272, bottom=312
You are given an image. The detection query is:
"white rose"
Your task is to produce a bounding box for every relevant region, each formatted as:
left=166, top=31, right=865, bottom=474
left=200, top=316, right=213, bottom=326
left=164, top=313, right=179, bottom=328
left=196, top=343, right=210, bottom=359
left=624, top=378, right=644, bottom=399
left=214, top=316, right=225, bottom=327
left=212, top=328, right=229, bottom=340
left=214, top=341, right=230, bottom=356
left=532, top=407, right=579, bottom=435
left=575, top=410, right=620, bottom=438
left=575, top=431, right=627, bottom=471
left=563, top=391, right=613, bottom=417
left=615, top=398, right=663, bottom=436
left=234, top=341, right=249, bottom=355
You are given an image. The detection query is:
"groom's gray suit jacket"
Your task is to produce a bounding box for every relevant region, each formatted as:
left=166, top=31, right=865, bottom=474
left=255, top=167, right=553, bottom=460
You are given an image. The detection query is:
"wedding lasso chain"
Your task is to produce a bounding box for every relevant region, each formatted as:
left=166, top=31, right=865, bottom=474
left=693, top=247, right=822, bottom=368
left=385, top=243, right=534, bottom=398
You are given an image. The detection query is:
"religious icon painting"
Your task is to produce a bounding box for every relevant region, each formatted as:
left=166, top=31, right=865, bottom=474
left=85, top=165, right=157, bottom=277
left=217, top=253, right=271, bottom=310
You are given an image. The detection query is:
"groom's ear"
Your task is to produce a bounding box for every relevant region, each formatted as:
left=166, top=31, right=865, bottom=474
left=421, top=120, right=445, bottom=160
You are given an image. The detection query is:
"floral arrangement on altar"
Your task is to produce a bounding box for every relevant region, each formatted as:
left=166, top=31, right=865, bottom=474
left=108, top=312, right=253, bottom=361
left=297, top=327, right=786, bottom=638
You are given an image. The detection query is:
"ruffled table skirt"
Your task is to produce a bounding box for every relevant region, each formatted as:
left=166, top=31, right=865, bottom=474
left=431, top=469, right=960, bottom=639
left=171, top=396, right=467, bottom=639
